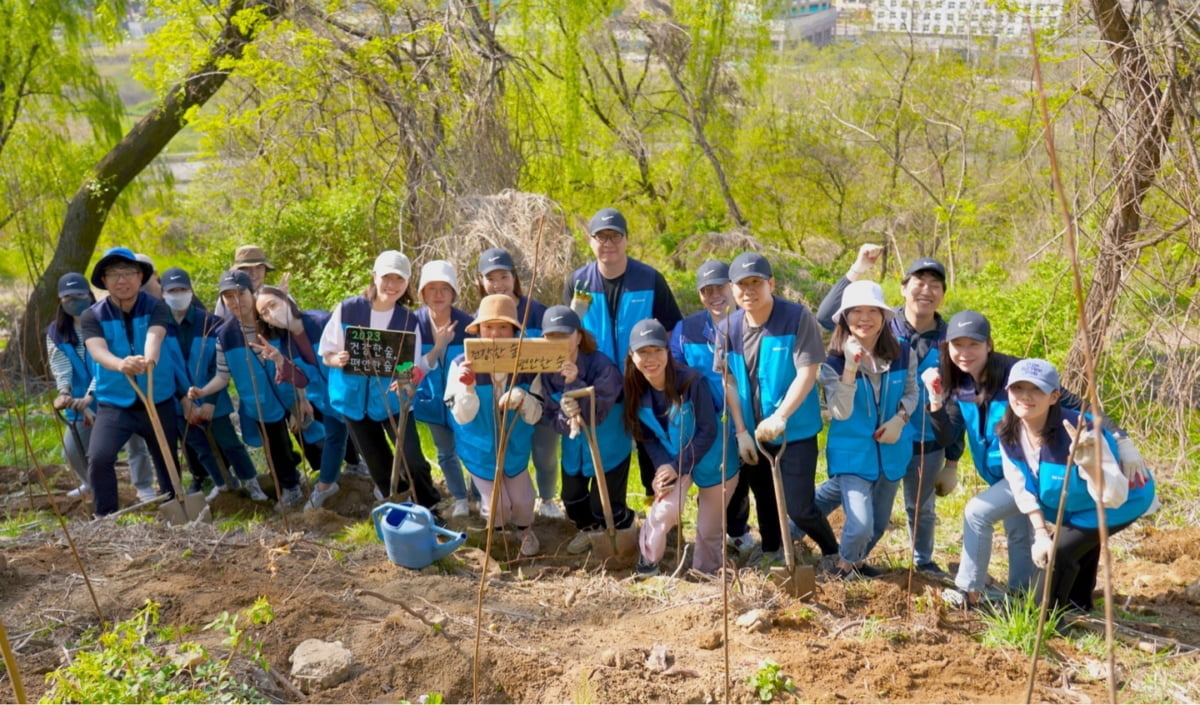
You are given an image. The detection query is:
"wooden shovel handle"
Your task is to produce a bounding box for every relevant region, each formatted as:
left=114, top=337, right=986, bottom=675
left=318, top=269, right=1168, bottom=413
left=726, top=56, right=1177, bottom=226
left=125, top=367, right=189, bottom=507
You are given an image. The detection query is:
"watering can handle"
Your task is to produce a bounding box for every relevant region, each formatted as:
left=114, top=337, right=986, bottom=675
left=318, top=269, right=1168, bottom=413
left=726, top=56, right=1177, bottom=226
left=372, top=503, right=403, bottom=541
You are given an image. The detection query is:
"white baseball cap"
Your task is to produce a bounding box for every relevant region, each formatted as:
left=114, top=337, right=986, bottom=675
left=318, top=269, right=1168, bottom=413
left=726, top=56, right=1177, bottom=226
left=373, top=250, right=412, bottom=280
left=418, top=259, right=459, bottom=298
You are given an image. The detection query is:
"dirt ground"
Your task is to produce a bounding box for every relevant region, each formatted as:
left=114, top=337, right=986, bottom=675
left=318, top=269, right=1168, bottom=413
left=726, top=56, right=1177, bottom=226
left=2, top=463, right=1199, bottom=704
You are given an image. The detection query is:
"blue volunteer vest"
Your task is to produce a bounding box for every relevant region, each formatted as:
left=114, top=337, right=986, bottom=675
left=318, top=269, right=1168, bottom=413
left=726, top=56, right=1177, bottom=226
left=542, top=351, right=630, bottom=478
left=89, top=293, right=177, bottom=406
left=722, top=299, right=822, bottom=443
left=47, top=323, right=93, bottom=422
left=328, top=296, right=416, bottom=422
left=570, top=259, right=657, bottom=369
left=166, top=304, right=234, bottom=418
left=517, top=296, right=547, bottom=338
left=957, top=393, right=1008, bottom=485
left=671, top=311, right=724, bottom=412
left=412, top=306, right=473, bottom=426
left=275, top=310, right=339, bottom=420
left=898, top=322, right=941, bottom=444
left=825, top=345, right=915, bottom=483
left=1001, top=409, right=1155, bottom=530
left=447, top=355, right=535, bottom=481
left=634, top=369, right=736, bottom=488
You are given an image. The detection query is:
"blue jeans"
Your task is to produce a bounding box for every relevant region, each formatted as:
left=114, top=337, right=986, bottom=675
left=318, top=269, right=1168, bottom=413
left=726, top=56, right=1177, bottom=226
left=903, top=447, right=945, bottom=566
left=817, top=474, right=900, bottom=564
left=530, top=422, right=559, bottom=501
left=317, top=413, right=348, bottom=485
left=180, top=414, right=260, bottom=486
left=428, top=421, right=474, bottom=501
left=954, top=479, right=1036, bottom=593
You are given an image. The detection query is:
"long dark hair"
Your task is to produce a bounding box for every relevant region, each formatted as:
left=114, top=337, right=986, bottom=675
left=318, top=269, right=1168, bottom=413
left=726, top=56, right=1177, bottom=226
left=827, top=317, right=902, bottom=361
left=997, top=401, right=1064, bottom=449
left=475, top=271, right=525, bottom=300
left=53, top=293, right=97, bottom=345
left=623, top=355, right=692, bottom=442
left=938, top=339, right=1007, bottom=406
left=255, top=286, right=304, bottom=341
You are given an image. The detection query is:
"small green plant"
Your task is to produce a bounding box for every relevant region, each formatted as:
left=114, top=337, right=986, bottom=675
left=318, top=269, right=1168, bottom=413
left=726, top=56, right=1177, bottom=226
left=115, top=512, right=156, bottom=527
left=335, top=519, right=378, bottom=546
left=747, top=659, right=795, bottom=703
left=0, top=509, right=54, bottom=538
left=978, top=592, right=1063, bottom=656
left=41, top=598, right=273, bottom=703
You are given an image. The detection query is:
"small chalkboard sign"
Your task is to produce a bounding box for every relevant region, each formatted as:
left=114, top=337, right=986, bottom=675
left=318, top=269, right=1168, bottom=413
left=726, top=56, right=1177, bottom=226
left=345, top=326, right=415, bottom=377
left=464, top=338, right=570, bottom=374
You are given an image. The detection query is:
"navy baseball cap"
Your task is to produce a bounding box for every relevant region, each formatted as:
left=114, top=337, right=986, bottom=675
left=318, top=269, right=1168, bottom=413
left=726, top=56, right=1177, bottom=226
left=1007, top=358, right=1060, bottom=393
left=542, top=305, right=582, bottom=336
left=629, top=318, right=669, bottom=351
left=729, top=252, right=773, bottom=283
left=946, top=310, right=991, bottom=342
left=160, top=267, right=193, bottom=292
left=904, top=257, right=947, bottom=282
left=696, top=260, right=730, bottom=289
left=477, top=247, right=516, bottom=275
left=588, top=207, right=627, bottom=237
left=217, top=269, right=253, bottom=294
left=57, top=272, right=90, bottom=298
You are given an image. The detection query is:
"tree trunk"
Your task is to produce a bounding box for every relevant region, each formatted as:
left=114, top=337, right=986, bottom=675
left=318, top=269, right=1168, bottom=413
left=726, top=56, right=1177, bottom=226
left=4, top=0, right=285, bottom=374
left=1064, top=0, right=1175, bottom=388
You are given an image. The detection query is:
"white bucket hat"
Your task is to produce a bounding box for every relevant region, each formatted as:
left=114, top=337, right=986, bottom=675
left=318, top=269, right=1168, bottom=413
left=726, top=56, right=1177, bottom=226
left=833, top=280, right=894, bottom=324
left=373, top=250, right=412, bottom=280
left=418, top=259, right=460, bottom=299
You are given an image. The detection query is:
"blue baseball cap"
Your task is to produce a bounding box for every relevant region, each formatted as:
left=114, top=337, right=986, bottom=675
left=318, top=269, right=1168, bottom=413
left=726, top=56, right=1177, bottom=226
left=946, top=310, right=991, bottom=342
left=160, top=267, right=193, bottom=292
left=629, top=318, right=669, bottom=351
left=477, top=247, right=516, bottom=275
left=588, top=207, right=627, bottom=237
left=57, top=272, right=90, bottom=298
left=696, top=260, right=730, bottom=289
left=91, top=247, right=152, bottom=288
left=542, top=305, right=582, bottom=336
left=1007, top=358, right=1060, bottom=393
left=729, top=252, right=772, bottom=283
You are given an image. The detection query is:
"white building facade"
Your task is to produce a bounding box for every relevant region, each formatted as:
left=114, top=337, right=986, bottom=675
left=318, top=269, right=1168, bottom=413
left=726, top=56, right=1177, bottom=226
left=870, top=0, right=1066, bottom=37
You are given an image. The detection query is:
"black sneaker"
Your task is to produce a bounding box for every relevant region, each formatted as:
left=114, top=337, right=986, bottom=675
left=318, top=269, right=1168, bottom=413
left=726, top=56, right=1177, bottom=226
left=857, top=563, right=884, bottom=578
left=916, top=561, right=951, bottom=581
left=636, top=556, right=660, bottom=577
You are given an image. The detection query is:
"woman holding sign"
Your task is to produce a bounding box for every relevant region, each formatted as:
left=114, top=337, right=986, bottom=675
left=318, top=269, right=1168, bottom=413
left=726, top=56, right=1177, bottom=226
left=444, top=294, right=544, bottom=556
left=319, top=251, right=441, bottom=512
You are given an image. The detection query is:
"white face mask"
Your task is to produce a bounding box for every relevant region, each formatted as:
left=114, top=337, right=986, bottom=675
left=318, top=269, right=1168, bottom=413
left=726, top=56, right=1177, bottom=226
left=262, top=307, right=291, bottom=329
left=163, top=291, right=193, bottom=312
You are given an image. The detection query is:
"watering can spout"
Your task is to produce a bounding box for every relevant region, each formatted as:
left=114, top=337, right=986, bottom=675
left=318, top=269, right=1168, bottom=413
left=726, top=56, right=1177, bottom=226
left=372, top=502, right=467, bottom=570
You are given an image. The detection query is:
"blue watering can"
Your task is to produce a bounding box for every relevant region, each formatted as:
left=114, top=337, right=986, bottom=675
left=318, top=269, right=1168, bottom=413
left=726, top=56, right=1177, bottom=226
left=372, top=502, right=467, bottom=569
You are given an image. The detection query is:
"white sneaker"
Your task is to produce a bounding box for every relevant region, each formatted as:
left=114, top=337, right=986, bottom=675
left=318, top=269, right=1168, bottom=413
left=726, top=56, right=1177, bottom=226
left=205, top=484, right=227, bottom=502
left=519, top=528, right=540, bottom=557
left=566, top=531, right=592, bottom=555
left=278, top=485, right=305, bottom=510
left=451, top=499, right=470, bottom=518
left=727, top=531, right=760, bottom=559
left=537, top=498, right=565, bottom=519
left=242, top=477, right=269, bottom=502
left=304, top=482, right=340, bottom=510
left=136, top=488, right=159, bottom=503
left=343, top=461, right=371, bottom=478
left=67, top=484, right=91, bottom=499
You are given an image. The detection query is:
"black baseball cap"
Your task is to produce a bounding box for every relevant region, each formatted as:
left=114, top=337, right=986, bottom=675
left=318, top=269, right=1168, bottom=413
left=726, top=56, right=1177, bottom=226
left=588, top=207, right=627, bottom=237
left=217, top=269, right=253, bottom=294
left=57, top=272, right=90, bottom=298
left=904, top=257, right=947, bottom=282
left=542, top=305, right=582, bottom=336
left=629, top=318, right=669, bottom=351
left=946, top=310, right=991, bottom=342
left=477, top=247, right=516, bottom=275
left=729, top=252, right=772, bottom=283
left=160, top=267, right=192, bottom=292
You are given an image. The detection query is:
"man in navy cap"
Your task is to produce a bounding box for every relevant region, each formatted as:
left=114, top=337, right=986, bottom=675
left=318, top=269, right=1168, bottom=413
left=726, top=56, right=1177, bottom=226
left=564, top=207, right=683, bottom=497
left=79, top=247, right=182, bottom=516
left=670, top=260, right=733, bottom=408
left=718, top=252, right=840, bottom=567
left=814, top=245, right=963, bottom=579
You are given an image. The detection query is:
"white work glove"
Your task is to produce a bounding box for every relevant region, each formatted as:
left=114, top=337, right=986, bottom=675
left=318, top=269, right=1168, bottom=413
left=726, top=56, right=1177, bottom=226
left=873, top=414, right=907, bottom=445
left=498, top=387, right=527, bottom=411
left=849, top=243, right=883, bottom=276
left=560, top=395, right=580, bottom=419
left=843, top=338, right=864, bottom=374
left=1032, top=532, right=1054, bottom=569
left=736, top=430, right=759, bottom=465
left=934, top=460, right=958, bottom=497
left=1116, top=437, right=1149, bottom=489
left=920, top=367, right=944, bottom=404
left=1063, top=418, right=1101, bottom=472
left=754, top=413, right=788, bottom=444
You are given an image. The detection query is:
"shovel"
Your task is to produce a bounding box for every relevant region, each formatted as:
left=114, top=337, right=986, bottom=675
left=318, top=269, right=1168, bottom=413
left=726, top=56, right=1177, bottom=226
left=757, top=437, right=814, bottom=599
left=563, top=387, right=639, bottom=563
left=125, top=368, right=209, bottom=525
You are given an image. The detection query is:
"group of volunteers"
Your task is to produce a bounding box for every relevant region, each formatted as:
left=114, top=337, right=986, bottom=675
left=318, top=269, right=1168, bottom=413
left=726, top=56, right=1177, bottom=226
left=49, top=207, right=1158, bottom=614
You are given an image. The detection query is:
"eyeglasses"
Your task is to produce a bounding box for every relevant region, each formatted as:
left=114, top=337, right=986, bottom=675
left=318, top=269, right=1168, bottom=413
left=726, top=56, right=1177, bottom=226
left=590, top=231, right=625, bottom=244
left=104, top=269, right=141, bottom=281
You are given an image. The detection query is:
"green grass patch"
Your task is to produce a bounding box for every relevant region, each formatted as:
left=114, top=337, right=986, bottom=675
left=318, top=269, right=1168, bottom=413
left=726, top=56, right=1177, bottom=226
left=978, top=592, right=1064, bottom=656
left=0, top=509, right=56, bottom=538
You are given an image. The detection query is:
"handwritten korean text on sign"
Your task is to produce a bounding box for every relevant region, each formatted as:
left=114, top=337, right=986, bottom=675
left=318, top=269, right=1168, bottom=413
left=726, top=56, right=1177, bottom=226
left=464, top=338, right=570, bottom=374
left=345, top=326, right=415, bottom=377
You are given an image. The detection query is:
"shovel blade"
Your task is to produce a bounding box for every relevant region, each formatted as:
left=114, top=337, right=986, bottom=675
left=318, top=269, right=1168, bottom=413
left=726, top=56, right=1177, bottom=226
left=159, top=498, right=189, bottom=526
left=769, top=564, right=815, bottom=599
left=587, top=526, right=639, bottom=566
left=183, top=492, right=211, bottom=523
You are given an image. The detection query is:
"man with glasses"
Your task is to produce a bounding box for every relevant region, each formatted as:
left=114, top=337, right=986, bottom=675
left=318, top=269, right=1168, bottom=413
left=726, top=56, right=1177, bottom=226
left=564, top=207, right=682, bottom=497
left=79, top=247, right=182, bottom=516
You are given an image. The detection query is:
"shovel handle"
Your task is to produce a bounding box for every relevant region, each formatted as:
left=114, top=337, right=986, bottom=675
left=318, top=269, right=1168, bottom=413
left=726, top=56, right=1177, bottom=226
left=125, top=368, right=191, bottom=515
left=572, top=389, right=618, bottom=535
left=757, top=438, right=796, bottom=573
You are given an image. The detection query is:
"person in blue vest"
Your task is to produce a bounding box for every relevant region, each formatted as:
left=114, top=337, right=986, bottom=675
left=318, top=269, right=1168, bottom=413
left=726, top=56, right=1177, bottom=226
left=318, top=251, right=441, bottom=511
left=444, top=294, right=544, bottom=556
left=189, top=269, right=315, bottom=509
left=564, top=207, right=683, bottom=498
left=160, top=267, right=264, bottom=503
left=669, top=259, right=731, bottom=419
left=256, top=286, right=347, bottom=510
left=717, top=252, right=840, bottom=565
left=625, top=318, right=738, bottom=576
left=47, top=272, right=100, bottom=499
left=79, top=247, right=182, bottom=517
left=996, top=359, right=1155, bottom=613
left=815, top=246, right=963, bottom=579
left=927, top=311, right=1146, bottom=607
left=413, top=259, right=476, bottom=518
left=538, top=305, right=631, bottom=555
left=817, top=280, right=917, bottom=579
left=477, top=247, right=563, bottom=520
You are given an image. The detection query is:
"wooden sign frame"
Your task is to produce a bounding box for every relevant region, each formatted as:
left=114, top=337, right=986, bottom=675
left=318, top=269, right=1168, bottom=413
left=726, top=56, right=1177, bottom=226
left=464, top=338, right=570, bottom=374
